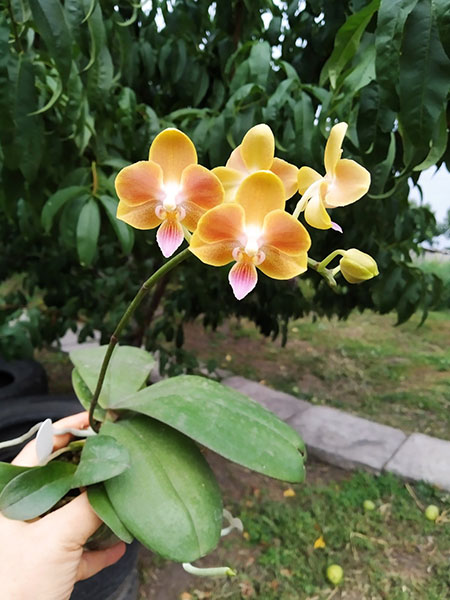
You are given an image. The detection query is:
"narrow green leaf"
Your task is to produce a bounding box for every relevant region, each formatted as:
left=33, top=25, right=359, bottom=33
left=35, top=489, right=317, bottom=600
left=106, top=376, right=305, bottom=483
left=87, top=484, right=133, bottom=543
left=399, top=0, right=450, bottom=163
left=320, top=0, right=380, bottom=87
left=76, top=197, right=100, bottom=266
left=29, top=0, right=72, bottom=83
left=41, top=186, right=88, bottom=233
left=413, top=106, right=448, bottom=171
left=81, top=0, right=106, bottom=73
left=0, top=463, right=30, bottom=492
left=0, top=462, right=76, bottom=520
left=102, top=416, right=222, bottom=562
left=71, top=368, right=106, bottom=420
left=432, top=0, right=450, bottom=58
left=98, top=195, right=134, bottom=254
left=29, top=76, right=63, bottom=115
left=74, top=435, right=130, bottom=487
left=69, top=345, right=155, bottom=408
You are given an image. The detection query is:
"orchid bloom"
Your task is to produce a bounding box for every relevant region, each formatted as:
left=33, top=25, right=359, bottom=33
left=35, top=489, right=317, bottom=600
left=190, top=171, right=311, bottom=300
left=115, top=129, right=224, bottom=257
left=212, top=124, right=298, bottom=202
left=296, top=122, right=370, bottom=231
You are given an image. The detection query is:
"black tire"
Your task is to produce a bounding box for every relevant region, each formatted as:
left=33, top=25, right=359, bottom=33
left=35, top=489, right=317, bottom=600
left=0, top=394, right=140, bottom=600
left=0, top=394, right=82, bottom=462
left=0, top=358, right=48, bottom=401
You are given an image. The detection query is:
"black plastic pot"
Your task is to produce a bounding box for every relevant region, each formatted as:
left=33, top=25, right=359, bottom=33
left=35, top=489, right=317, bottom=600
left=0, top=394, right=140, bottom=600
left=0, top=357, right=48, bottom=401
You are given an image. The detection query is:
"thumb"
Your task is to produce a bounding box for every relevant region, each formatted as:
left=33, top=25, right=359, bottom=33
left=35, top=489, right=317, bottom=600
left=42, top=492, right=102, bottom=547
left=77, top=542, right=126, bottom=581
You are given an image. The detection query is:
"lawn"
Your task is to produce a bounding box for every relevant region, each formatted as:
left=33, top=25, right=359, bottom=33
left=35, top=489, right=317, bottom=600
left=138, top=454, right=450, bottom=600
left=183, top=310, right=450, bottom=440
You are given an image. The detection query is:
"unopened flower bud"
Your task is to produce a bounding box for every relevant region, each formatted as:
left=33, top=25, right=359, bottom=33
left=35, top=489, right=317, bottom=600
left=340, top=249, right=378, bottom=284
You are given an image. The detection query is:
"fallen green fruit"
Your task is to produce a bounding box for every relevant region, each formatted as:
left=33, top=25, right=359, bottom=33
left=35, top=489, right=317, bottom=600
left=326, top=564, right=344, bottom=585
left=363, top=499, right=376, bottom=511
left=425, top=504, right=439, bottom=521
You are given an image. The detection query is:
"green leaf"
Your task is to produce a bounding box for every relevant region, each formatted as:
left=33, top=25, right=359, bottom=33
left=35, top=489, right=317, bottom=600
left=29, top=0, right=72, bottom=83
left=69, top=345, right=155, bottom=408
left=87, top=484, right=133, bottom=543
left=41, top=186, right=88, bottom=233
left=76, top=197, right=101, bottom=266
left=375, top=0, right=419, bottom=107
left=248, top=41, right=271, bottom=87
left=74, top=435, right=130, bottom=487
left=82, top=0, right=106, bottom=73
left=105, top=375, right=305, bottom=483
left=0, top=463, right=30, bottom=492
left=98, top=195, right=134, bottom=254
left=29, top=75, right=63, bottom=115
left=102, top=415, right=222, bottom=562
left=432, top=0, right=450, bottom=58
left=320, top=0, right=380, bottom=88
left=71, top=368, right=106, bottom=420
left=0, top=462, right=76, bottom=520
left=398, top=0, right=450, bottom=163
left=413, top=106, right=448, bottom=171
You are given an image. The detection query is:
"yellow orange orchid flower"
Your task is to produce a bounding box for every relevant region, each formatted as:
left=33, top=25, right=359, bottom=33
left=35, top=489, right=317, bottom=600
left=296, top=122, right=370, bottom=231
left=190, top=171, right=311, bottom=300
left=212, top=124, right=298, bottom=202
left=115, top=128, right=224, bottom=257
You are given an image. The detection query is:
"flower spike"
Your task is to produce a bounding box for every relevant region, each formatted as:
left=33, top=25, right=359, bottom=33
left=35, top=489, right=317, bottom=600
left=296, top=122, right=371, bottom=230
left=115, top=129, right=224, bottom=257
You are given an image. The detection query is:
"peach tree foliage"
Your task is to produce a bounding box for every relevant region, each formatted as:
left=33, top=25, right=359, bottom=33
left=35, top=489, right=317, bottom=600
left=0, top=0, right=448, bottom=359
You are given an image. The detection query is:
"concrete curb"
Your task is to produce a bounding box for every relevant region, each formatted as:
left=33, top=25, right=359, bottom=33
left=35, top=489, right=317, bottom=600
left=222, top=375, right=450, bottom=491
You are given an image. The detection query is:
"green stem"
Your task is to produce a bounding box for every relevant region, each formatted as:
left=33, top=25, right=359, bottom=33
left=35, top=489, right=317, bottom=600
left=307, top=256, right=338, bottom=289
left=88, top=247, right=192, bottom=430
left=91, top=161, right=98, bottom=196
left=317, top=249, right=345, bottom=272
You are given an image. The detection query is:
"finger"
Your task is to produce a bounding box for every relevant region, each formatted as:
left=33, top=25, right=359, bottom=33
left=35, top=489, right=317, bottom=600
left=12, top=411, right=89, bottom=467
left=77, top=543, right=126, bottom=581
left=41, top=492, right=102, bottom=546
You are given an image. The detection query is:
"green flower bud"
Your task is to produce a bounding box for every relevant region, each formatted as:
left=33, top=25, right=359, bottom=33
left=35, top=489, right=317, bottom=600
left=340, top=249, right=379, bottom=284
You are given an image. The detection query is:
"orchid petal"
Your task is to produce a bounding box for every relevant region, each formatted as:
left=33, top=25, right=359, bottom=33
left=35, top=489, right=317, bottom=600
left=149, top=128, right=197, bottom=184
left=115, top=160, right=163, bottom=206
left=259, top=247, right=308, bottom=279
left=180, top=164, right=224, bottom=231
left=262, top=210, right=311, bottom=256
left=297, top=166, right=322, bottom=195
left=228, top=259, right=258, bottom=300
left=189, top=236, right=236, bottom=267
left=116, top=198, right=161, bottom=229
left=324, top=159, right=371, bottom=208
left=235, top=171, right=285, bottom=229
left=270, top=158, right=298, bottom=200
left=194, top=203, right=245, bottom=244
left=324, top=122, right=347, bottom=175
left=304, top=184, right=332, bottom=230
left=331, top=221, right=343, bottom=233
left=241, top=124, right=275, bottom=171
left=156, top=216, right=185, bottom=257
left=226, top=146, right=248, bottom=173
left=212, top=166, right=245, bottom=202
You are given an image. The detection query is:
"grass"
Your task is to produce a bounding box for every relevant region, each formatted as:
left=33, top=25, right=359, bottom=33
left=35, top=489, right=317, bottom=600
left=138, top=459, right=450, bottom=600
left=183, top=310, right=450, bottom=440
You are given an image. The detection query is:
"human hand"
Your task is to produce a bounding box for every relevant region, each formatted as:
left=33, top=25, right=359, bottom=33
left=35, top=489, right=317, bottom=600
left=0, top=411, right=126, bottom=600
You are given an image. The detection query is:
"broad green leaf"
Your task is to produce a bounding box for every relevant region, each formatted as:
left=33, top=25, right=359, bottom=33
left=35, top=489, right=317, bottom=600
left=0, top=463, right=30, bottom=492
left=59, top=194, right=89, bottom=250
left=106, top=375, right=306, bottom=483
left=432, top=0, right=450, bottom=58
left=41, top=186, right=88, bottom=233
left=87, top=484, right=133, bottom=543
left=375, top=0, right=419, bottom=107
left=102, top=415, right=222, bottom=562
left=320, top=0, right=380, bottom=88
left=69, top=345, right=155, bottom=407
left=29, top=0, right=72, bottom=83
left=73, top=435, right=130, bottom=487
left=0, top=462, right=76, bottom=520
left=76, top=197, right=100, bottom=266
left=71, top=368, right=106, bottom=420
left=413, top=107, right=448, bottom=171
left=399, top=0, right=450, bottom=163
left=98, top=195, right=134, bottom=254
left=248, top=41, right=271, bottom=87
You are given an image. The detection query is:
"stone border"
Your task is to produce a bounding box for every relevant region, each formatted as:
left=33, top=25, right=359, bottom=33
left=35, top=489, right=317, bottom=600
left=223, top=375, right=450, bottom=491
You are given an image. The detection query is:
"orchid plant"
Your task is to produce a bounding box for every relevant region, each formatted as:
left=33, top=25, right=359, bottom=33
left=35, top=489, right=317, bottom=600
left=0, top=123, right=377, bottom=576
